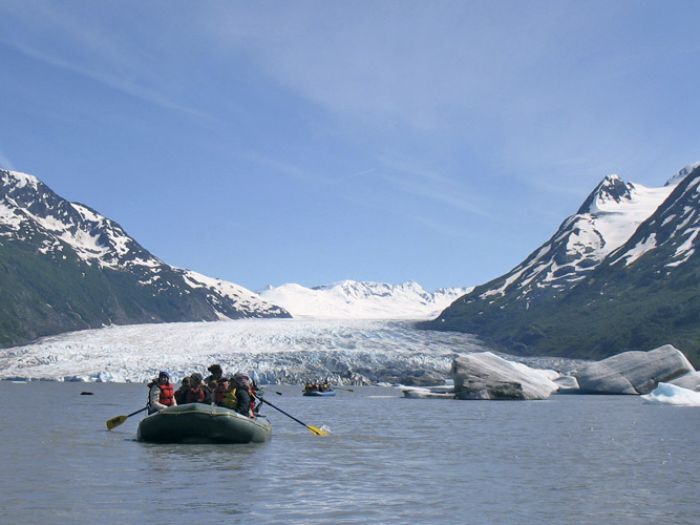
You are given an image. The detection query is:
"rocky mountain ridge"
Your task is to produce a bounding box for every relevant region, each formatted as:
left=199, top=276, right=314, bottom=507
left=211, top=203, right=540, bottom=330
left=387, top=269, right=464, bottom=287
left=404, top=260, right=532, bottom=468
left=260, top=279, right=472, bottom=319
left=428, top=162, right=700, bottom=366
left=0, top=169, right=289, bottom=347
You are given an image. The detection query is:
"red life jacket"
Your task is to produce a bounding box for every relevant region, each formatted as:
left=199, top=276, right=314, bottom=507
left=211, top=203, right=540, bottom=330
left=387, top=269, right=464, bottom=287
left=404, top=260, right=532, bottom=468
left=185, top=386, right=207, bottom=403
left=158, top=383, right=175, bottom=406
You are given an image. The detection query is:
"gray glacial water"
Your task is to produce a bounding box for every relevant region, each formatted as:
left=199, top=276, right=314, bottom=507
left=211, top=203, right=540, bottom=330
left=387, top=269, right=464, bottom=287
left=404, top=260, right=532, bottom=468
left=1, top=381, right=698, bottom=525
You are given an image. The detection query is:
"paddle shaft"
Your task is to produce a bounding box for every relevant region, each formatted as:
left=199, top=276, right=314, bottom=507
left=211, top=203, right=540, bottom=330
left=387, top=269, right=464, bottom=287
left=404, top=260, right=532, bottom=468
left=257, top=397, right=315, bottom=430
left=127, top=406, right=148, bottom=418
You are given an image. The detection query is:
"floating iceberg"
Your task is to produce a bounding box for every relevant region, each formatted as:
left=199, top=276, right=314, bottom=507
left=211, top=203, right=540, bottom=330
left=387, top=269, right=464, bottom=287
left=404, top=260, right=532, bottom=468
left=452, top=352, right=560, bottom=400
left=642, top=382, right=700, bottom=406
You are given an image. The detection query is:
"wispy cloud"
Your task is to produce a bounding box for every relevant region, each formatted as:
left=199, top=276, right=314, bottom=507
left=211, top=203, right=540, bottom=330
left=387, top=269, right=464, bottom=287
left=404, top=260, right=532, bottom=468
left=379, top=157, right=490, bottom=218
left=245, top=152, right=333, bottom=186
left=0, top=2, right=210, bottom=120
left=2, top=39, right=210, bottom=119
left=411, top=214, right=475, bottom=239
left=203, top=2, right=572, bottom=135
left=0, top=149, right=14, bottom=170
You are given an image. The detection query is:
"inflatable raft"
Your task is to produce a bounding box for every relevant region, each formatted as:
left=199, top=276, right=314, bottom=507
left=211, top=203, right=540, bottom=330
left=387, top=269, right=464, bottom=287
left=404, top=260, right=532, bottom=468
left=303, top=389, right=336, bottom=397
left=137, top=403, right=271, bottom=444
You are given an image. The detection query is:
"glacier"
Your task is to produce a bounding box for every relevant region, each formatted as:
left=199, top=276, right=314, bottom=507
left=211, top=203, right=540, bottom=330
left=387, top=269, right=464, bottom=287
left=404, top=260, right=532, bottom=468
left=0, top=318, right=491, bottom=384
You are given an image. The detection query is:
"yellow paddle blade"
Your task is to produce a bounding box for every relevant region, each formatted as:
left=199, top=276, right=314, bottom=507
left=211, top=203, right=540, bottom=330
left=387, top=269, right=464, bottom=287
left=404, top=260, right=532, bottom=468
left=307, top=425, right=329, bottom=437
left=106, top=415, right=128, bottom=431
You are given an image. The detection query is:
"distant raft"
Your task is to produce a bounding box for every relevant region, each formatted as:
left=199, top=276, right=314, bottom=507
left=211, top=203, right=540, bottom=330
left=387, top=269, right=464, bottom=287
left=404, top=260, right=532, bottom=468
left=137, top=403, right=271, bottom=444
left=302, top=389, right=336, bottom=397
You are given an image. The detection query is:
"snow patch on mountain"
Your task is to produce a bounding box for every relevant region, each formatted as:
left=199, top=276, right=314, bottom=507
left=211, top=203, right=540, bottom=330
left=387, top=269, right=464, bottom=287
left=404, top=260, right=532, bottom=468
left=0, top=169, right=39, bottom=190
left=665, top=161, right=700, bottom=187
left=612, top=233, right=658, bottom=266
left=582, top=177, right=674, bottom=253
left=181, top=269, right=285, bottom=319
left=260, top=280, right=472, bottom=319
left=608, top=163, right=700, bottom=271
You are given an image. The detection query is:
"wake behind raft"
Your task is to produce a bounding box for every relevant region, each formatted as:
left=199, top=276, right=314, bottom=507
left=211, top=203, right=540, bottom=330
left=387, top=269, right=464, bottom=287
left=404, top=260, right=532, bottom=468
left=137, top=403, right=272, bottom=444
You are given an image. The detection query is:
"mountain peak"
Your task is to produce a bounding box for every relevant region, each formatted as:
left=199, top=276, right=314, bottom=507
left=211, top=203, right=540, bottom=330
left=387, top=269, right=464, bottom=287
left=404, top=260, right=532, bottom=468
left=665, top=161, right=700, bottom=187
left=0, top=169, right=40, bottom=191
left=577, top=173, right=633, bottom=214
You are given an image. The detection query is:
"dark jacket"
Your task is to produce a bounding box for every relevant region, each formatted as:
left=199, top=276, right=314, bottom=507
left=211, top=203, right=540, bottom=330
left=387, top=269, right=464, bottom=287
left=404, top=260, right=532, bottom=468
left=235, top=385, right=251, bottom=416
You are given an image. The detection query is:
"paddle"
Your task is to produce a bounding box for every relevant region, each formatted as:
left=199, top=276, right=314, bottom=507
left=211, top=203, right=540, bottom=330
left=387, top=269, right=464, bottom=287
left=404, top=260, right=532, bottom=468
left=106, top=406, right=148, bottom=430
left=256, top=397, right=329, bottom=436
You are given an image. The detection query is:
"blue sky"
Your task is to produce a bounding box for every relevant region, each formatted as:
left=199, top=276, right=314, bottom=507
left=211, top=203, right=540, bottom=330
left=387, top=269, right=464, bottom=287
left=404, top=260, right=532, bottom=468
left=1, top=1, right=699, bottom=291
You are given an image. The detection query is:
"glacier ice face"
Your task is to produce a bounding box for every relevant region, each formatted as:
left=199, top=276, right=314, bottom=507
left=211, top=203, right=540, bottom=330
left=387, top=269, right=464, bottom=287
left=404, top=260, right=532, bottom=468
left=0, top=319, right=489, bottom=384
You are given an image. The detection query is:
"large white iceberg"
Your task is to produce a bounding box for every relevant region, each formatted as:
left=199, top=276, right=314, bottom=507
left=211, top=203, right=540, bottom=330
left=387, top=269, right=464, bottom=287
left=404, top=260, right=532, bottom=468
left=574, top=345, right=694, bottom=394
left=451, top=352, right=560, bottom=400
left=642, top=382, right=700, bottom=407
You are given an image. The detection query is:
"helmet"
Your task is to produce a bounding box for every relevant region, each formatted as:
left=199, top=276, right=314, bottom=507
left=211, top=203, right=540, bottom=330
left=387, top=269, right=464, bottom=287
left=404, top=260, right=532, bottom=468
left=158, top=371, right=170, bottom=380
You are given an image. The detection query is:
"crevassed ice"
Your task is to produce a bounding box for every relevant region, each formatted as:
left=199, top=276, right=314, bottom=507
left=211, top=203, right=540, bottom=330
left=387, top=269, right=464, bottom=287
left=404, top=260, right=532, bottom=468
left=0, top=318, right=486, bottom=383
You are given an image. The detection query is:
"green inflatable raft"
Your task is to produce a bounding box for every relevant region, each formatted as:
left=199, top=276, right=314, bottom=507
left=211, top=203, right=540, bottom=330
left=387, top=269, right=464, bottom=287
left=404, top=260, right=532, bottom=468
left=137, top=403, right=272, bottom=444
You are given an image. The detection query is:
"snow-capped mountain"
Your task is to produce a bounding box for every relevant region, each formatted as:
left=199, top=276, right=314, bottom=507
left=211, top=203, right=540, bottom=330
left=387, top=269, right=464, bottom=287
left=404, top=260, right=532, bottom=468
left=260, top=280, right=472, bottom=319
left=606, top=162, right=700, bottom=270
left=475, top=171, right=679, bottom=307
left=430, top=162, right=700, bottom=366
left=0, top=169, right=289, bottom=346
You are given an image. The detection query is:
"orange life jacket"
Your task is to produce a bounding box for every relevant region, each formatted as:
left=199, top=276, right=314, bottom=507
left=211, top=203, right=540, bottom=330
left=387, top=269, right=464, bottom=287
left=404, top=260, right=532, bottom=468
left=158, top=383, right=175, bottom=406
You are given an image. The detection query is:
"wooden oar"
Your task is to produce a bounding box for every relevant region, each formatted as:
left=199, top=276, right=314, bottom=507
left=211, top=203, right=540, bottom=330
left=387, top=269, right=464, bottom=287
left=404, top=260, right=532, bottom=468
left=257, top=397, right=329, bottom=436
left=106, top=406, right=147, bottom=430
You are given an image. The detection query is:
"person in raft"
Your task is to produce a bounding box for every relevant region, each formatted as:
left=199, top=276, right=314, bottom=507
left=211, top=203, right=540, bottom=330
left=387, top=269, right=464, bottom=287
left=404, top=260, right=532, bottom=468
left=183, top=372, right=211, bottom=404
left=174, top=375, right=192, bottom=405
left=221, top=373, right=255, bottom=417
left=147, top=371, right=177, bottom=414
left=212, top=375, right=230, bottom=406
left=205, top=364, right=224, bottom=389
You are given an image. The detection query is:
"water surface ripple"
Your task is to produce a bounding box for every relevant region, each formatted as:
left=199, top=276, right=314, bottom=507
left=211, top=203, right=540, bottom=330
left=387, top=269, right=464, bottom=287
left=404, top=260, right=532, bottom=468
left=1, top=382, right=698, bottom=524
